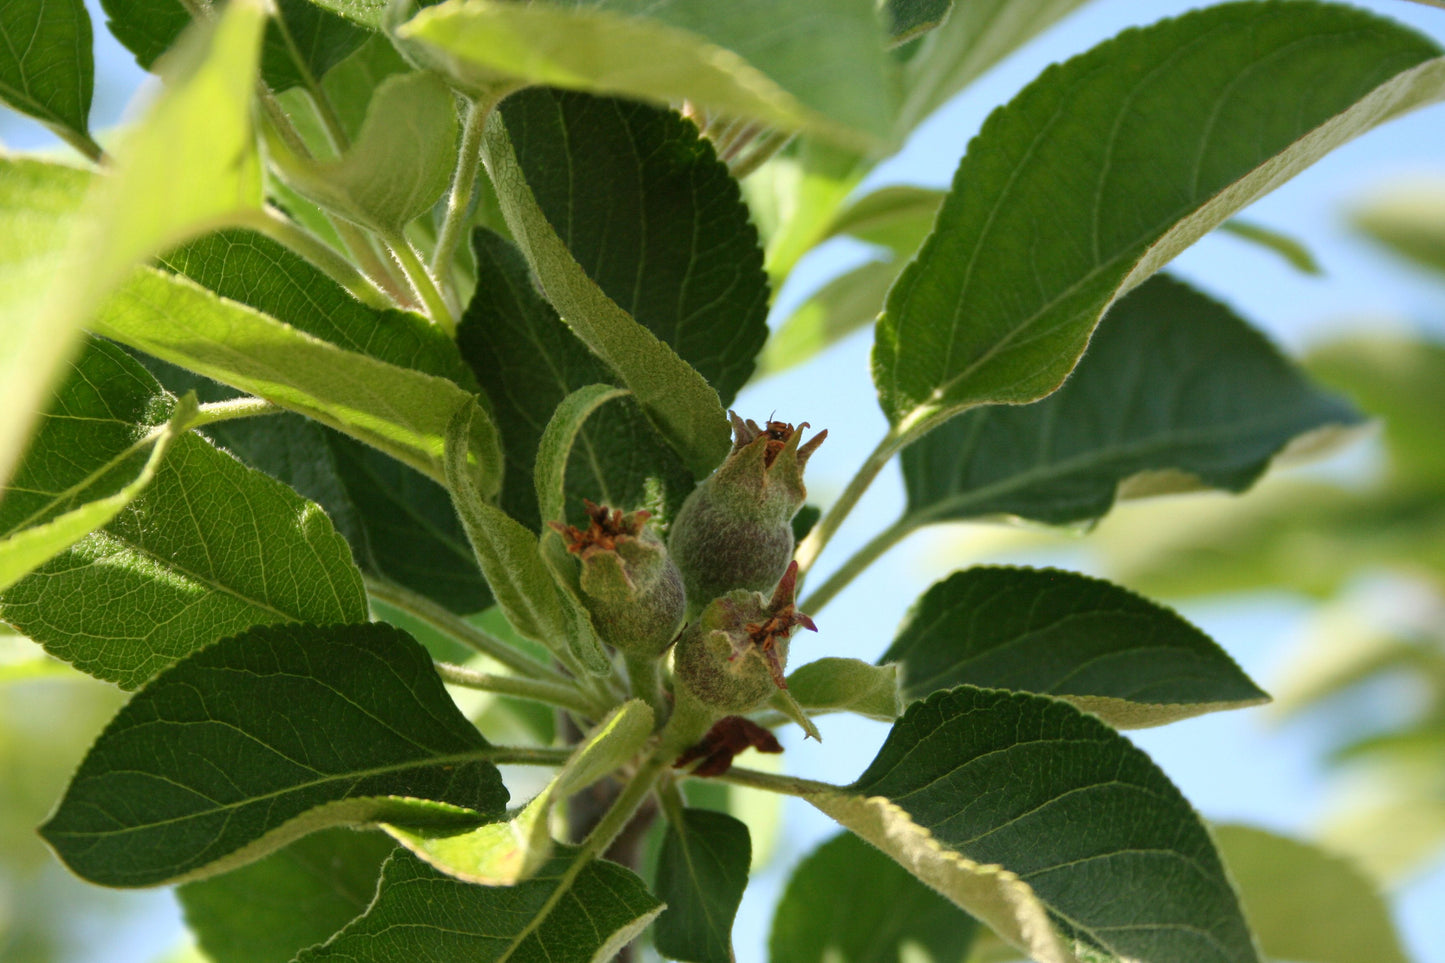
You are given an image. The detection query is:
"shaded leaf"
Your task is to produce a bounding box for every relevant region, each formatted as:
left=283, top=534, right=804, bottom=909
left=399, top=0, right=893, bottom=152
left=274, top=71, right=458, bottom=236
left=460, top=230, right=694, bottom=533
left=880, top=568, right=1268, bottom=728
left=101, top=0, right=368, bottom=93
left=769, top=830, right=978, bottom=963
left=655, top=808, right=750, bottom=963
left=1, top=0, right=264, bottom=488
left=295, top=846, right=663, bottom=962
left=898, top=274, right=1363, bottom=529
left=481, top=102, right=731, bottom=477
left=386, top=700, right=653, bottom=885
left=874, top=4, right=1445, bottom=431
left=777, top=657, right=902, bottom=721
left=0, top=0, right=94, bottom=147
left=1214, top=824, right=1410, bottom=963
left=178, top=829, right=396, bottom=963
left=93, top=266, right=500, bottom=490
left=0, top=340, right=368, bottom=688
left=41, top=621, right=508, bottom=887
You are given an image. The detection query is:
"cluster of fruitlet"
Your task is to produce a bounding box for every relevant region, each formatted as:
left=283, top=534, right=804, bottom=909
left=551, top=413, right=825, bottom=768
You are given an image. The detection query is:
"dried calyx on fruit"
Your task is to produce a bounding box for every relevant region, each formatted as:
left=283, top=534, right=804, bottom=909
left=673, top=561, right=816, bottom=714
left=549, top=500, right=684, bottom=658
left=668, top=412, right=825, bottom=617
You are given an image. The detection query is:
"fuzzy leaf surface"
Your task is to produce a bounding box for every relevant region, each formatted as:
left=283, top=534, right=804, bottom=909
left=295, top=847, right=663, bottom=962
left=101, top=0, right=367, bottom=92
left=0, top=0, right=93, bottom=142
left=41, top=622, right=507, bottom=887
left=874, top=3, right=1445, bottom=430
left=899, top=275, right=1363, bottom=529
left=0, top=341, right=367, bottom=688
left=178, top=829, right=396, bottom=963
left=778, top=657, right=902, bottom=721
left=399, top=0, right=892, bottom=151
left=482, top=97, right=736, bottom=477
left=880, top=568, right=1268, bottom=727
left=769, top=830, right=978, bottom=963
left=1214, top=824, right=1409, bottom=963
left=654, top=808, right=751, bottom=963
left=821, top=686, right=1260, bottom=963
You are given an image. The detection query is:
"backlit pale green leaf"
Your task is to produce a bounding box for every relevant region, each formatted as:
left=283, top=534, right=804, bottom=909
left=897, top=274, right=1364, bottom=529
left=1218, top=220, right=1322, bottom=276
left=880, top=568, right=1268, bottom=728
left=795, top=686, right=1259, bottom=963
left=399, top=0, right=893, bottom=152
left=1, top=0, right=264, bottom=489
left=0, top=0, right=95, bottom=149
left=874, top=3, right=1445, bottom=433
left=459, top=230, right=694, bottom=533
left=0, top=339, right=368, bottom=688
left=178, top=829, right=396, bottom=963
left=274, top=71, right=458, bottom=236
left=1214, top=824, right=1410, bottom=963
left=654, top=807, right=751, bottom=963
left=824, top=185, right=943, bottom=254
left=41, top=622, right=508, bottom=887
left=769, top=830, right=978, bottom=963
left=93, top=266, right=500, bottom=490
left=481, top=103, right=731, bottom=477
left=759, top=258, right=897, bottom=376
left=1352, top=174, right=1445, bottom=276
left=295, top=847, right=663, bottom=962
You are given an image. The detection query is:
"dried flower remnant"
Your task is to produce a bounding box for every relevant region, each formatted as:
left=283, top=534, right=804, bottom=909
left=674, top=715, right=783, bottom=777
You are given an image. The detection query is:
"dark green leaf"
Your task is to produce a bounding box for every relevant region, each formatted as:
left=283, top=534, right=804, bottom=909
left=101, top=0, right=368, bottom=93
left=1214, top=824, right=1410, bottom=963
left=805, top=686, right=1259, bottom=963
left=655, top=808, right=750, bottom=963
left=459, top=229, right=695, bottom=531
left=899, top=274, right=1363, bottom=529
left=0, top=0, right=94, bottom=145
left=295, top=847, right=663, bottom=962
left=0, top=339, right=368, bottom=688
left=880, top=567, right=1268, bottom=727
left=178, top=829, right=396, bottom=963
left=41, top=621, right=508, bottom=887
left=791, top=504, right=820, bottom=543
left=874, top=3, right=1445, bottom=430
left=480, top=94, right=738, bottom=477
left=885, top=0, right=952, bottom=44
left=399, top=0, right=894, bottom=152
left=500, top=88, right=769, bottom=409
left=769, top=830, right=978, bottom=963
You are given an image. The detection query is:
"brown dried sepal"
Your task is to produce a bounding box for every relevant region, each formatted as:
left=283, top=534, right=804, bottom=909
left=738, top=560, right=816, bottom=689
left=674, top=715, right=784, bottom=777
left=728, top=411, right=827, bottom=469
left=548, top=499, right=650, bottom=556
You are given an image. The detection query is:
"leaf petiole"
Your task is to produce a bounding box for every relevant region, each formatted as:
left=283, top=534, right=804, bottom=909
left=435, top=661, right=607, bottom=717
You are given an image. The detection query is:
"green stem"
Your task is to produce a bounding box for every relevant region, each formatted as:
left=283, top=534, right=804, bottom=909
left=713, top=765, right=839, bottom=797
left=188, top=397, right=282, bottom=429
left=51, top=124, right=105, bottom=165
left=657, top=686, right=722, bottom=762
left=577, top=750, right=669, bottom=859
left=800, top=516, right=915, bottom=614
left=794, top=424, right=908, bottom=577
left=240, top=208, right=393, bottom=309
left=624, top=653, right=667, bottom=725
left=387, top=232, right=456, bottom=334
left=431, top=90, right=509, bottom=279
left=485, top=745, right=574, bottom=766
left=364, top=576, right=565, bottom=683
left=436, top=662, right=604, bottom=717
